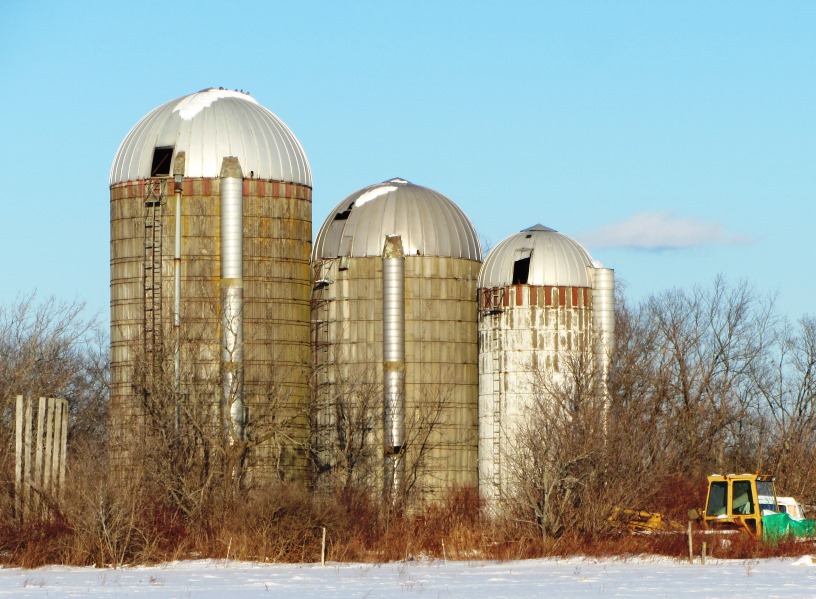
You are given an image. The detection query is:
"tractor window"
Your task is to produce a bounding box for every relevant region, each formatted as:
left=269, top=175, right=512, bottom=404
left=706, top=482, right=728, bottom=516
left=756, top=480, right=776, bottom=511
left=757, top=480, right=776, bottom=503
left=732, top=481, right=755, bottom=515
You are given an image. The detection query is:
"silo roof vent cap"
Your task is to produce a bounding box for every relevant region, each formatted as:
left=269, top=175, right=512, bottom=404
left=523, top=224, right=557, bottom=233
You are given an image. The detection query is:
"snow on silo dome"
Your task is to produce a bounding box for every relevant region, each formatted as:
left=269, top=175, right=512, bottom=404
left=110, top=88, right=311, bottom=186
left=479, top=224, right=597, bottom=288
left=313, top=178, right=482, bottom=260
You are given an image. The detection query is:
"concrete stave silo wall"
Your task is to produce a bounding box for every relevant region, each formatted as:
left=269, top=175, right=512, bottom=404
left=477, top=282, right=593, bottom=503
left=312, top=254, right=480, bottom=501
left=110, top=176, right=312, bottom=482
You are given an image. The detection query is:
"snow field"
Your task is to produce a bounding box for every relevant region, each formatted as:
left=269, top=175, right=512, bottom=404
left=1, top=556, right=815, bottom=598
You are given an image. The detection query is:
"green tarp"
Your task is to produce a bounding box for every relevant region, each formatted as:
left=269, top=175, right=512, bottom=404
left=762, top=513, right=816, bottom=542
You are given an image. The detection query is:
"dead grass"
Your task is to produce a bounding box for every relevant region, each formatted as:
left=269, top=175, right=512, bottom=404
left=3, top=478, right=815, bottom=567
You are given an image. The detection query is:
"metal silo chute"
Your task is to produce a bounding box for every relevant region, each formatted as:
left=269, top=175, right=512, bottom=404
left=382, top=235, right=406, bottom=502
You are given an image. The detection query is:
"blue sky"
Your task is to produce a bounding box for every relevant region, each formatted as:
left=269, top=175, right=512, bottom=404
left=1, top=0, right=813, bottom=324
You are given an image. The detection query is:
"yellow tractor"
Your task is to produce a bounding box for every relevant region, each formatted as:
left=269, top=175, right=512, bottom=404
left=700, top=473, right=815, bottom=541
left=700, top=473, right=777, bottom=537
left=611, top=473, right=814, bottom=541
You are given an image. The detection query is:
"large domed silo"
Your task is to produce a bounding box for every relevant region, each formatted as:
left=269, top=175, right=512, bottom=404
left=311, top=178, right=482, bottom=503
left=477, top=224, right=615, bottom=504
left=110, top=88, right=312, bottom=482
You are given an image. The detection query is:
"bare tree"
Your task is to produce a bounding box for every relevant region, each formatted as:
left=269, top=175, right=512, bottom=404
left=503, top=346, right=614, bottom=540
left=752, top=316, right=816, bottom=502
left=504, top=277, right=784, bottom=540
left=633, top=277, right=776, bottom=476
left=0, top=294, right=107, bottom=483
left=121, top=307, right=310, bottom=520
left=311, top=356, right=465, bottom=512
left=311, top=361, right=382, bottom=494
left=397, top=376, right=460, bottom=508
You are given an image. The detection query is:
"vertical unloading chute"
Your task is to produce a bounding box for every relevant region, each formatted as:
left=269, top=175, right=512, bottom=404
left=592, top=267, right=615, bottom=427
left=220, top=157, right=245, bottom=442
left=173, top=153, right=185, bottom=432
left=382, top=235, right=406, bottom=500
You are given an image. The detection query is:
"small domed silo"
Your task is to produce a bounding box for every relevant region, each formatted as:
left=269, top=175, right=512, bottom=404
left=110, top=88, right=312, bottom=482
left=477, top=224, right=614, bottom=504
left=311, top=178, right=482, bottom=502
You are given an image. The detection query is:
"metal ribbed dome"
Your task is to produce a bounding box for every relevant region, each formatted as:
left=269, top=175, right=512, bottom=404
left=110, top=88, right=311, bottom=186
left=479, top=224, right=597, bottom=288
left=313, top=179, right=482, bottom=260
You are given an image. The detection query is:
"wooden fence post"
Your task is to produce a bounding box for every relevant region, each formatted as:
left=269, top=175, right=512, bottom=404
left=13, top=396, right=69, bottom=520
left=687, top=521, right=693, bottom=564
left=59, top=399, right=68, bottom=500
left=23, top=397, right=32, bottom=518
left=14, top=395, right=23, bottom=520
left=34, top=397, right=46, bottom=513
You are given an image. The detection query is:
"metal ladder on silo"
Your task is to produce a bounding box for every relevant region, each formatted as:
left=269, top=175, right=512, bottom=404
left=491, top=325, right=502, bottom=490
left=310, top=259, right=334, bottom=476
left=143, top=178, right=165, bottom=366
left=311, top=260, right=332, bottom=392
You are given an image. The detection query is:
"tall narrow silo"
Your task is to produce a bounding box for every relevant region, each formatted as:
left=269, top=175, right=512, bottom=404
left=110, top=88, right=312, bottom=482
left=477, top=224, right=614, bottom=504
left=311, top=178, right=482, bottom=503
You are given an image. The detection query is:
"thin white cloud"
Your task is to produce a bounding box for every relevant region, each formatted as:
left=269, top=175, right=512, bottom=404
left=577, top=212, right=754, bottom=250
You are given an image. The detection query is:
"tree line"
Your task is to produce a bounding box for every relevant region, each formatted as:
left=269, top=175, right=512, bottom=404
left=0, top=277, right=814, bottom=565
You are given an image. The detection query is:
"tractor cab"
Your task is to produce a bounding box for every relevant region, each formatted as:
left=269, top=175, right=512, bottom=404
left=702, top=473, right=778, bottom=537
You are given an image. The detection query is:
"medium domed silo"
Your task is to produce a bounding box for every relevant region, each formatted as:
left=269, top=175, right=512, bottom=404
left=110, top=88, right=312, bottom=482
left=311, top=178, right=482, bottom=503
left=477, top=224, right=614, bottom=504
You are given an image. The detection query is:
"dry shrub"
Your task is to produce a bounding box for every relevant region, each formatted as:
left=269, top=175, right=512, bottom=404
left=199, top=483, right=329, bottom=563
left=424, top=485, right=484, bottom=557
left=321, top=488, right=382, bottom=561
left=372, top=485, right=483, bottom=561
left=567, top=531, right=691, bottom=559
left=479, top=512, right=547, bottom=561
left=4, top=459, right=816, bottom=567
left=649, top=475, right=708, bottom=523
left=25, top=440, right=190, bottom=567
left=0, top=518, right=73, bottom=568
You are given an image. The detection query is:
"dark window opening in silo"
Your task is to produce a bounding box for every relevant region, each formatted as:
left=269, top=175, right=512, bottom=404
left=334, top=203, right=355, bottom=221
left=512, top=257, right=530, bottom=285
left=151, top=147, right=174, bottom=177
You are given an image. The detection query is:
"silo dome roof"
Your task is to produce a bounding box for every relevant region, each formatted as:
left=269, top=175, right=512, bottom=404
left=313, top=178, right=482, bottom=260
left=479, top=224, right=597, bottom=288
left=110, top=88, right=311, bottom=186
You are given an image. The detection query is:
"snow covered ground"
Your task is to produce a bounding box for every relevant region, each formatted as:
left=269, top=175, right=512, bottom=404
left=1, top=556, right=815, bottom=598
